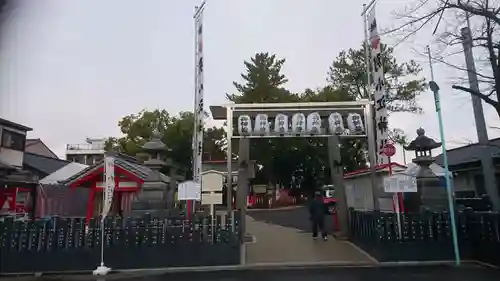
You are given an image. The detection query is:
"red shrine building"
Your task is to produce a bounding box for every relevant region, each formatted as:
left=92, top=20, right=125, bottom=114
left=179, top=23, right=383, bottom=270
left=57, top=131, right=184, bottom=222
left=60, top=153, right=150, bottom=222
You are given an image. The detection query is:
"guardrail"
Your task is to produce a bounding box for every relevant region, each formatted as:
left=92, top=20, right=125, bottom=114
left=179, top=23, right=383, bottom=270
left=66, top=143, right=105, bottom=151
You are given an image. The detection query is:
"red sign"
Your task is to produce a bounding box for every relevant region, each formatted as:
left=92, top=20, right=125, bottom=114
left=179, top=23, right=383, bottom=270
left=383, top=143, right=396, bottom=157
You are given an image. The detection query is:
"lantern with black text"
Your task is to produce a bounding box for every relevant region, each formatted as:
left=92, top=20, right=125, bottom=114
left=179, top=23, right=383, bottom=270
left=254, top=114, right=270, bottom=135
left=238, top=115, right=251, bottom=135
left=291, top=113, right=306, bottom=134
left=347, top=113, right=365, bottom=135
left=306, top=112, right=321, bottom=134
left=274, top=113, right=289, bottom=134
left=328, top=113, right=345, bottom=135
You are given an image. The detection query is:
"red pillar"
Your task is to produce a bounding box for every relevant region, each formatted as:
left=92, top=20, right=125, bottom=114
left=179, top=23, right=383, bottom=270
left=85, top=184, right=96, bottom=225
left=333, top=209, right=340, bottom=231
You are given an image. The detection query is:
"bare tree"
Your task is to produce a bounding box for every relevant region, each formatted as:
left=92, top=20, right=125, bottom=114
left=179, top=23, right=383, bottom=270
left=389, top=0, right=500, bottom=117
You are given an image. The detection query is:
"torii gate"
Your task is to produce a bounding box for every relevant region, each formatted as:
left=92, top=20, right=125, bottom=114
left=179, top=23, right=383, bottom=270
left=210, top=100, right=381, bottom=261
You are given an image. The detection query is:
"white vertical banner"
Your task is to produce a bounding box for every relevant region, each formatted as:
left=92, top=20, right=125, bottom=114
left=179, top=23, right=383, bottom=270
left=102, top=156, right=115, bottom=218
left=192, top=3, right=205, bottom=199
left=368, top=5, right=389, bottom=165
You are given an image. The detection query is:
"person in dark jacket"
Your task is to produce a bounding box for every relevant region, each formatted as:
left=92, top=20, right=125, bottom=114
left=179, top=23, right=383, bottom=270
left=308, top=191, right=327, bottom=240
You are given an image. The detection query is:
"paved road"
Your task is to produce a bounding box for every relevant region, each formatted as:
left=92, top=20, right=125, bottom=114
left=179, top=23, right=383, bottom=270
left=146, top=265, right=499, bottom=281
left=32, top=264, right=498, bottom=281
left=248, top=206, right=336, bottom=234
left=244, top=215, right=374, bottom=264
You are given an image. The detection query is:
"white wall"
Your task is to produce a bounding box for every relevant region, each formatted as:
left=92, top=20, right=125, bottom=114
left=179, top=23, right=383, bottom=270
left=345, top=170, right=479, bottom=212
left=0, top=125, right=27, bottom=167
left=0, top=148, right=23, bottom=167
left=345, top=173, right=404, bottom=212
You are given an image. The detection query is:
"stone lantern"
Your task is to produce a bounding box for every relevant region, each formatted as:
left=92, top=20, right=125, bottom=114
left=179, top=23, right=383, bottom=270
left=403, top=128, right=449, bottom=212
left=131, top=127, right=174, bottom=214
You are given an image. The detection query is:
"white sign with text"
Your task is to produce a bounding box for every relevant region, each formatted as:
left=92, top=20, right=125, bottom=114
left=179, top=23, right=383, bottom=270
left=383, top=174, right=417, bottom=193
left=178, top=181, right=201, bottom=201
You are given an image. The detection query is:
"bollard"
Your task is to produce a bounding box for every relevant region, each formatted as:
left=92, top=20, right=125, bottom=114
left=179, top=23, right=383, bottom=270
left=333, top=208, right=340, bottom=232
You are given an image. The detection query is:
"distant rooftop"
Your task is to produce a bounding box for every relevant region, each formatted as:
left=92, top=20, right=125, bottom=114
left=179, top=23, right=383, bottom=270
left=0, top=117, right=32, bottom=132
left=434, top=137, right=500, bottom=167
left=66, top=137, right=106, bottom=153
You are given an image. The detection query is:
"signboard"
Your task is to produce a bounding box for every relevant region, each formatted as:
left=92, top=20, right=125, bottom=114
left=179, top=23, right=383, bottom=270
left=383, top=174, right=417, bottom=193
left=178, top=181, right=201, bottom=201
left=202, top=193, right=223, bottom=205
left=201, top=172, right=224, bottom=192
left=382, top=143, right=396, bottom=157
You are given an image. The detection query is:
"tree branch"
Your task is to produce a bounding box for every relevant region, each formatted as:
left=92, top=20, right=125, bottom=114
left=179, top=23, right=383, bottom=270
left=451, top=84, right=498, bottom=106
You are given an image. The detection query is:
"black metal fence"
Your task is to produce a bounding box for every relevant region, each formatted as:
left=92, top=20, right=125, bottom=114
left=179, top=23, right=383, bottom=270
left=0, top=212, right=241, bottom=274
left=349, top=209, right=500, bottom=266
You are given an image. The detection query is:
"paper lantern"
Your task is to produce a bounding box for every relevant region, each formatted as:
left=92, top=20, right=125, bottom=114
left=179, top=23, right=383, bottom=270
left=306, top=112, right=322, bottom=134
left=328, top=113, right=345, bottom=135
left=347, top=113, right=365, bottom=134
left=253, top=114, right=270, bottom=135
left=238, top=115, right=251, bottom=135
left=291, top=113, right=306, bottom=134
left=274, top=114, right=289, bottom=134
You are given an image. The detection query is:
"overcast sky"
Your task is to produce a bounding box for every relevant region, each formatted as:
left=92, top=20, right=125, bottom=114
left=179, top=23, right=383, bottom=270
left=1, top=0, right=499, bottom=165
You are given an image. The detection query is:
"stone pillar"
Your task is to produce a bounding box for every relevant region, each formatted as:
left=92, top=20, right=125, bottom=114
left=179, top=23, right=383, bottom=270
left=166, top=166, right=178, bottom=209
left=328, top=136, right=349, bottom=238
left=236, top=138, right=250, bottom=210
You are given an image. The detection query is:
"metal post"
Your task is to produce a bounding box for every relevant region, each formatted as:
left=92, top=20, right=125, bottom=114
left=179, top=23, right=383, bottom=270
left=427, top=46, right=461, bottom=266
left=388, top=160, right=402, bottom=239
left=226, top=107, right=234, bottom=217
left=365, top=104, right=380, bottom=210
left=362, top=3, right=379, bottom=210
left=460, top=25, right=500, bottom=211
left=363, top=4, right=371, bottom=88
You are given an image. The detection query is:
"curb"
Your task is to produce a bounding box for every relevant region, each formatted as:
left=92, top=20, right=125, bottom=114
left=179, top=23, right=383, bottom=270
left=3, top=260, right=493, bottom=280
left=247, top=205, right=305, bottom=212
left=109, top=260, right=489, bottom=276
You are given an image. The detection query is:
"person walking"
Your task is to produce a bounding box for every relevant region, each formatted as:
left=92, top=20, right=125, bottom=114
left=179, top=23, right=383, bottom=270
left=308, top=191, right=327, bottom=241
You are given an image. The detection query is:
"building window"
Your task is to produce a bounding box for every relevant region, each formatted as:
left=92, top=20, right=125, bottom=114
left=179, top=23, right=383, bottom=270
left=1, top=129, right=26, bottom=151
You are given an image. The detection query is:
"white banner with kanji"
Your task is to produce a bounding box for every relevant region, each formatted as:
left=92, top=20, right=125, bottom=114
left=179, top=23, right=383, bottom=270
left=192, top=5, right=204, bottom=190
left=102, top=156, right=115, bottom=218
left=368, top=5, right=389, bottom=165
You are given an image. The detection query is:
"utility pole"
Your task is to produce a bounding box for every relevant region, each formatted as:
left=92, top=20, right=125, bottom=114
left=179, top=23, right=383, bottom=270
left=460, top=25, right=500, bottom=211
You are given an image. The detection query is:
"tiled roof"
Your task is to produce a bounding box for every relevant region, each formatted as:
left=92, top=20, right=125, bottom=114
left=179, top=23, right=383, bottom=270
left=23, top=152, right=70, bottom=175
left=60, top=152, right=170, bottom=185
left=40, top=162, right=88, bottom=184
left=434, top=137, right=500, bottom=167
left=25, top=139, right=40, bottom=147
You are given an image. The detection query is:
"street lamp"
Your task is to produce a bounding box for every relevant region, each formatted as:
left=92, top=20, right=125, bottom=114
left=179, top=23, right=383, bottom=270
left=427, top=46, right=460, bottom=266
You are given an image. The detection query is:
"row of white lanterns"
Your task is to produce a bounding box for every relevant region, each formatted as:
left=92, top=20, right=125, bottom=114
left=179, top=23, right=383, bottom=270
left=237, top=112, right=366, bottom=136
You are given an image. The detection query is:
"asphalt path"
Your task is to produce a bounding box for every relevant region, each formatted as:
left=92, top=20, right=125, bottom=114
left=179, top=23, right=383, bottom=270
left=248, top=206, right=336, bottom=234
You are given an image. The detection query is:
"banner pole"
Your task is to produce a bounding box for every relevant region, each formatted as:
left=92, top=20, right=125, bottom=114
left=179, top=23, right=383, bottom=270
left=93, top=156, right=114, bottom=276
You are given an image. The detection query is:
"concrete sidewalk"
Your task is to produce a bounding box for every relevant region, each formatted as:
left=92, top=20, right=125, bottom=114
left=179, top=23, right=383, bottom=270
left=245, top=216, right=377, bottom=264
